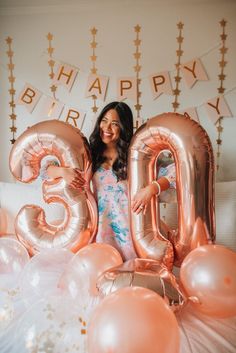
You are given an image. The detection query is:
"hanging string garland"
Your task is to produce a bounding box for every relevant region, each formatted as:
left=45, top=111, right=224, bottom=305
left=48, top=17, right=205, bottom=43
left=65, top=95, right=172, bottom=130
left=216, top=19, right=228, bottom=172
left=6, top=37, right=17, bottom=144
left=133, top=24, right=142, bottom=131
left=46, top=32, right=57, bottom=99
left=90, top=27, right=99, bottom=114
left=172, top=22, right=184, bottom=112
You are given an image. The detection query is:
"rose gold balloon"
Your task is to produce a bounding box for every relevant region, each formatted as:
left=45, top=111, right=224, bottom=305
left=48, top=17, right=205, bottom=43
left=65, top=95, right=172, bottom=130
left=128, top=113, right=215, bottom=266
left=0, top=208, right=7, bottom=235
left=9, top=120, right=97, bottom=255
left=87, top=286, right=180, bottom=353
left=59, top=243, right=123, bottom=298
left=97, top=258, right=186, bottom=311
left=180, top=244, right=236, bottom=318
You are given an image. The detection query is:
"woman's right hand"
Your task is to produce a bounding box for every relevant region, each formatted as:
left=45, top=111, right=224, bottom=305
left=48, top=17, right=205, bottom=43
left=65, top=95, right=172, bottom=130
left=47, top=166, right=86, bottom=189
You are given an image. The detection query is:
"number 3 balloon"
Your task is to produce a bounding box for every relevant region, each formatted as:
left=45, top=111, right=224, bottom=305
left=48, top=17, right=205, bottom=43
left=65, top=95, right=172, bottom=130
left=9, top=120, right=97, bottom=255
left=129, top=112, right=215, bottom=267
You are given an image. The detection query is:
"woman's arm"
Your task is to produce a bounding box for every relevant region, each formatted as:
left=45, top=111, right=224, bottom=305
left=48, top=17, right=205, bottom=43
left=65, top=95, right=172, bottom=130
left=132, top=162, right=176, bottom=215
left=131, top=176, right=170, bottom=215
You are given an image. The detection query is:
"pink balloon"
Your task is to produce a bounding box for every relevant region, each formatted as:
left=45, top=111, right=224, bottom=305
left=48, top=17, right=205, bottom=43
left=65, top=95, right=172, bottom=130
left=19, top=248, right=74, bottom=305
left=180, top=244, right=236, bottom=318
left=87, top=287, right=180, bottom=353
left=0, top=208, right=7, bottom=235
left=0, top=238, right=29, bottom=275
left=59, top=243, right=123, bottom=299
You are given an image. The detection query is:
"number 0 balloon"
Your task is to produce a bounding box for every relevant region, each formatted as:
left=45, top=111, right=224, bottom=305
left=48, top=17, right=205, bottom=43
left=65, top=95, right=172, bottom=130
left=129, top=113, right=215, bottom=266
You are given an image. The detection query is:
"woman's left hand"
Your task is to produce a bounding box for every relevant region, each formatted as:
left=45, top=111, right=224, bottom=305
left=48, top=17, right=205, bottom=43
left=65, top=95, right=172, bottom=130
left=131, top=184, right=157, bottom=215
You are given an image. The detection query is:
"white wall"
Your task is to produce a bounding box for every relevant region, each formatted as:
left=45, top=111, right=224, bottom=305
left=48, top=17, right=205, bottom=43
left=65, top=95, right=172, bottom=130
left=0, top=0, right=236, bottom=182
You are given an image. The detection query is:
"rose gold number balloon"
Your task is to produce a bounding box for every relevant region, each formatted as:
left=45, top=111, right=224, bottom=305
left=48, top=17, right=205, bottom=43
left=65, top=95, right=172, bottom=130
left=129, top=113, right=215, bottom=266
left=9, top=120, right=97, bottom=255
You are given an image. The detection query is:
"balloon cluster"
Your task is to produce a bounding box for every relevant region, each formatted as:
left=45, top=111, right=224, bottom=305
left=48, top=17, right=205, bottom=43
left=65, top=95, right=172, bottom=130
left=1, top=116, right=235, bottom=353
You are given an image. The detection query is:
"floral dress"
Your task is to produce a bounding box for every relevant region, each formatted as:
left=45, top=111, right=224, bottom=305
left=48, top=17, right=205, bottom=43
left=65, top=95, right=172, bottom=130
left=92, top=164, right=176, bottom=261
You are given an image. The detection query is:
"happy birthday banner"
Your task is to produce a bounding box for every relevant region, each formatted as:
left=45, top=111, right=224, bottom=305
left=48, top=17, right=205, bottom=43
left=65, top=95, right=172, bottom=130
left=5, top=21, right=235, bottom=144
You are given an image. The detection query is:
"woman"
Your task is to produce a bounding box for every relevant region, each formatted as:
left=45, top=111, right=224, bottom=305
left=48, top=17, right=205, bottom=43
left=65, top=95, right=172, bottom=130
left=46, top=101, right=175, bottom=260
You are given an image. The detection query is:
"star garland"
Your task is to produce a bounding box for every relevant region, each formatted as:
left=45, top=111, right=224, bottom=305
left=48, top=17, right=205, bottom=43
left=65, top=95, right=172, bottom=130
left=46, top=32, right=57, bottom=99
left=172, top=22, right=184, bottom=112
left=6, top=37, right=17, bottom=144
left=216, top=19, right=228, bottom=172
left=90, top=27, right=99, bottom=113
left=133, top=24, right=142, bottom=130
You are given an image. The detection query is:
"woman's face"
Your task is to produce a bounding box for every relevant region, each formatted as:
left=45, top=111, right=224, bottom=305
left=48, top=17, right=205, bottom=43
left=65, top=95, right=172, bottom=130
left=99, top=109, right=121, bottom=145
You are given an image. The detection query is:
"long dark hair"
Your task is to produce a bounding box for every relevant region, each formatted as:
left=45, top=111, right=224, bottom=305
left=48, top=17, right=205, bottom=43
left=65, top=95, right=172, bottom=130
left=89, top=101, right=133, bottom=181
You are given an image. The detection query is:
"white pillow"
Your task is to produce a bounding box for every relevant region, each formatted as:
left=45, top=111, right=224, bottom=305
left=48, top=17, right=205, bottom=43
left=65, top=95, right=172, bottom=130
left=0, top=181, right=64, bottom=234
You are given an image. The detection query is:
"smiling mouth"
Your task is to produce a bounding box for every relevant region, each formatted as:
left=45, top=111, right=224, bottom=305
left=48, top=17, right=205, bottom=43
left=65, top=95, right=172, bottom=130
left=102, top=131, right=113, bottom=137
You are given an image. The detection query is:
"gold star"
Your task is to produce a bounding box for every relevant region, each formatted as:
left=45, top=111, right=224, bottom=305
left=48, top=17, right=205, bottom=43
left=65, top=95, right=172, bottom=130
left=218, top=87, right=225, bottom=94
left=134, top=64, right=141, bottom=72
left=50, top=85, right=57, bottom=92
left=92, top=94, right=97, bottom=100
left=134, top=25, right=141, bottom=32
left=219, top=60, right=226, bottom=68
left=47, top=47, right=54, bottom=55
left=90, top=41, right=97, bottom=48
left=10, top=138, right=16, bottom=144
left=6, top=50, right=13, bottom=57
left=9, top=101, right=15, bottom=108
left=9, top=113, right=16, bottom=120
left=10, top=126, right=17, bottom=133
left=134, top=120, right=140, bottom=129
left=47, top=33, right=53, bottom=41
left=218, top=74, right=226, bottom=81
left=135, top=104, right=142, bottom=110
left=177, top=36, right=183, bottom=43
left=175, top=63, right=180, bottom=69
left=172, top=102, right=179, bottom=109
left=177, top=22, right=184, bottom=29
left=174, top=76, right=181, bottom=82
left=9, top=88, right=16, bottom=95
left=92, top=106, right=98, bottom=113
left=7, top=63, right=14, bottom=70
left=90, top=55, right=97, bottom=62
left=221, top=34, right=227, bottom=41
left=48, top=59, right=55, bottom=67
left=134, top=39, right=141, bottom=46
left=216, top=139, right=222, bottom=145
left=90, top=27, right=97, bottom=35
left=176, top=49, right=183, bottom=56
left=5, top=37, right=12, bottom=44
left=138, top=92, right=142, bottom=98
left=220, top=47, right=228, bottom=54
left=137, top=78, right=142, bottom=84
left=91, top=67, right=97, bottom=74
left=133, top=52, right=141, bottom=59
left=8, top=76, right=15, bottom=83
left=49, top=73, right=54, bottom=79
left=173, top=88, right=180, bottom=96
left=217, top=126, right=223, bottom=133
left=220, top=19, right=227, bottom=27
